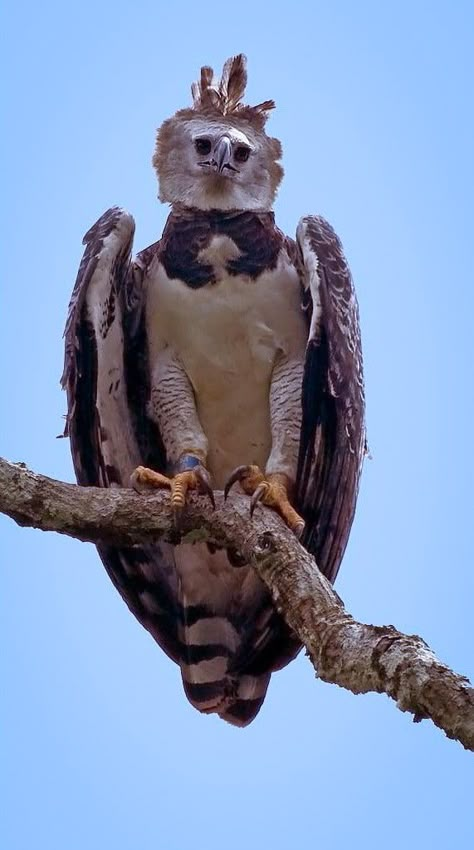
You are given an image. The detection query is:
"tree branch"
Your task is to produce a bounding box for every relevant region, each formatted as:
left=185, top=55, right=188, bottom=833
left=1, top=455, right=473, bottom=751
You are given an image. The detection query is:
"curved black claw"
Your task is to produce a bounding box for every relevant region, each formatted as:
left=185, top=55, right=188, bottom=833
left=249, top=482, right=269, bottom=517
left=224, top=465, right=250, bottom=500
left=294, top=521, right=305, bottom=540
left=196, top=467, right=216, bottom=510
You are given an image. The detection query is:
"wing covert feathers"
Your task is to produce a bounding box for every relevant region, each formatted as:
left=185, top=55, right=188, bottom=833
left=296, top=215, right=366, bottom=584
left=62, top=207, right=135, bottom=401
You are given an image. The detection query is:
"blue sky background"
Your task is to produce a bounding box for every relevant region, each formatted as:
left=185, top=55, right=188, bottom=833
left=2, top=1, right=473, bottom=848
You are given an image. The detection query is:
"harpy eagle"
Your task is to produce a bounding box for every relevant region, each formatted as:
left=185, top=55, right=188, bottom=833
left=62, top=54, right=365, bottom=726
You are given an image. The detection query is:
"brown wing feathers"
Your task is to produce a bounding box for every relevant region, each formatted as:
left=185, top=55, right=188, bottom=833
left=296, top=216, right=365, bottom=584
left=61, top=208, right=183, bottom=660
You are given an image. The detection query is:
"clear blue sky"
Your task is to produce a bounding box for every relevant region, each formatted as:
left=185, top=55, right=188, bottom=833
left=2, top=2, right=473, bottom=848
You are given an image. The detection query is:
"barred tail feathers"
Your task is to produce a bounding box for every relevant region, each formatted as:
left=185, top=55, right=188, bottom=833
left=175, top=543, right=276, bottom=727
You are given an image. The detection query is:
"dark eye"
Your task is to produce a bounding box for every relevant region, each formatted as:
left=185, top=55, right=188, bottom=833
left=234, top=145, right=251, bottom=163
left=194, top=137, right=212, bottom=156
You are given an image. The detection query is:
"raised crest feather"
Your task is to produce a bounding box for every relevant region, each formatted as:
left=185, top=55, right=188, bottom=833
left=218, top=54, right=247, bottom=113
left=190, top=54, right=275, bottom=126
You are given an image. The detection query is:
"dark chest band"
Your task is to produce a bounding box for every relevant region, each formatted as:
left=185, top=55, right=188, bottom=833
left=158, top=208, right=285, bottom=288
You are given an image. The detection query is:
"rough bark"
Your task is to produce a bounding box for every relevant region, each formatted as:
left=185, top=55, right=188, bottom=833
left=1, top=456, right=473, bottom=751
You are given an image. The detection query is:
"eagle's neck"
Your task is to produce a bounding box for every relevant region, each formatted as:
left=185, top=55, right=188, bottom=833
left=159, top=206, right=284, bottom=289
left=169, top=203, right=275, bottom=222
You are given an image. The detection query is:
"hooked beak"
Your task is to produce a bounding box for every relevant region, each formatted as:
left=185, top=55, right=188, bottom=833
left=211, top=136, right=236, bottom=174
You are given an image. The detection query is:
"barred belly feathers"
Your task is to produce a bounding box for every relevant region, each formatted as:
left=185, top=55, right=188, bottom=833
left=62, top=54, right=365, bottom=726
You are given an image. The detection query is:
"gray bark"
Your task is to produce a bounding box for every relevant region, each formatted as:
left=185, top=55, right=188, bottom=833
left=1, top=455, right=473, bottom=751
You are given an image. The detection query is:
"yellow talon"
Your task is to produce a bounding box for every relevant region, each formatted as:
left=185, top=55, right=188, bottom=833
left=130, top=464, right=215, bottom=528
left=224, top=465, right=305, bottom=537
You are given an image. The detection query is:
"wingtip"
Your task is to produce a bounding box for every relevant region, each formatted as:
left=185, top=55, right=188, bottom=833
left=82, top=206, right=135, bottom=245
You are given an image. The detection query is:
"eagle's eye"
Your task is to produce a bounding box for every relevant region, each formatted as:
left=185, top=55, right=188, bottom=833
left=234, top=145, right=251, bottom=163
left=194, top=137, right=212, bottom=156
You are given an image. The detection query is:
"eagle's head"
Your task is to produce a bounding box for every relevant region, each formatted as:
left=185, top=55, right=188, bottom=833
left=153, top=54, right=283, bottom=212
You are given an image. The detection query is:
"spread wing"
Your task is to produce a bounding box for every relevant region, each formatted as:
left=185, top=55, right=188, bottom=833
left=295, top=215, right=366, bottom=584
left=61, top=207, right=181, bottom=662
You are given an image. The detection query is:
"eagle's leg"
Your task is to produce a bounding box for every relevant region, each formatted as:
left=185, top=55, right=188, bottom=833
left=131, top=348, right=214, bottom=524
left=131, top=455, right=214, bottom=527
left=225, top=465, right=305, bottom=537
left=225, top=352, right=305, bottom=536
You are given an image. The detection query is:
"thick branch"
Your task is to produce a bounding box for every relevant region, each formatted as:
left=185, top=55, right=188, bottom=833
left=1, top=456, right=473, bottom=751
